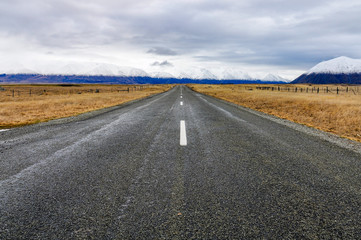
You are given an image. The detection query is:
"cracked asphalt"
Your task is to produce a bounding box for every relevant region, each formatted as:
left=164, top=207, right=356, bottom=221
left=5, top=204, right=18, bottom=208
left=0, top=85, right=360, bottom=239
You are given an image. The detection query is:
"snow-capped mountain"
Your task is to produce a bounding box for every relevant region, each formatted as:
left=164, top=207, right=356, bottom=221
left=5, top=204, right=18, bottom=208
left=293, top=56, right=361, bottom=84
left=58, top=63, right=149, bottom=77
left=124, top=67, right=149, bottom=77
left=1, top=60, right=292, bottom=82
left=178, top=72, right=193, bottom=79
left=149, top=72, right=175, bottom=78
left=9, top=67, right=38, bottom=75
left=58, top=63, right=123, bottom=76
left=0, top=63, right=39, bottom=75
left=306, top=56, right=361, bottom=74
left=262, top=73, right=289, bottom=82
left=218, top=69, right=252, bottom=80
left=183, top=68, right=218, bottom=80
left=0, top=61, right=150, bottom=77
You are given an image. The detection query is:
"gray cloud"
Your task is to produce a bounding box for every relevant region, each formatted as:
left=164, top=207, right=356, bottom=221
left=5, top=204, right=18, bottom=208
left=150, top=60, right=173, bottom=67
left=147, top=47, right=177, bottom=56
left=1, top=0, right=361, bottom=73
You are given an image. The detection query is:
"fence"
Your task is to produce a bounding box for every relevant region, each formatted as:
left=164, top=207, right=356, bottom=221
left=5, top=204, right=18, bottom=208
left=247, top=85, right=360, bottom=95
left=0, top=85, right=150, bottom=98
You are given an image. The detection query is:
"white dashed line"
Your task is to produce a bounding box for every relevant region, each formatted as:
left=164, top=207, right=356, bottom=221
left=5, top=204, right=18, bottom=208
left=180, top=101, right=183, bottom=106
left=180, top=96, right=183, bottom=99
left=180, top=120, right=187, bottom=146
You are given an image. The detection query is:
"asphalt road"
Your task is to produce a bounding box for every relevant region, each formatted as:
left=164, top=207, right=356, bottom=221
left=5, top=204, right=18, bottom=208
left=1, top=85, right=360, bottom=239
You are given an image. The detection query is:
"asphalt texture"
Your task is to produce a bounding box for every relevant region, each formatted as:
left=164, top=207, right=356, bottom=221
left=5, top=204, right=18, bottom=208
left=0, top=85, right=360, bottom=239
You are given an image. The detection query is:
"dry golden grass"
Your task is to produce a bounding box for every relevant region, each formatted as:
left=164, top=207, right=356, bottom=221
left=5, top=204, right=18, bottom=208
left=0, top=84, right=172, bottom=128
left=188, top=84, right=361, bottom=142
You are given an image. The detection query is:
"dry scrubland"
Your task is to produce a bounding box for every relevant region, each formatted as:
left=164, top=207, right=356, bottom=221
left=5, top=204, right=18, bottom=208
left=0, top=84, right=172, bottom=128
left=189, top=84, right=361, bottom=142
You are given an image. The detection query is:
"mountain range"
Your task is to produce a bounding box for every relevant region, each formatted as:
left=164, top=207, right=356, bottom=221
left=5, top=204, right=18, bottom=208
left=0, top=62, right=289, bottom=83
left=3, top=57, right=361, bottom=85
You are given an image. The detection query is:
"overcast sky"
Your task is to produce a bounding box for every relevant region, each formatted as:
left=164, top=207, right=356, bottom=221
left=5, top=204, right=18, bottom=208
left=1, top=0, right=361, bottom=79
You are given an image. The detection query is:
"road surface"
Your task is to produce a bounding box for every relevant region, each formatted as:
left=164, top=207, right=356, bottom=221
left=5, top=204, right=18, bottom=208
left=1, top=85, right=360, bottom=239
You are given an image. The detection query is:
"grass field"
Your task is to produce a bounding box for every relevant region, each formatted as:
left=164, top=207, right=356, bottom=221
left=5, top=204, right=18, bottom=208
left=0, top=84, right=172, bottom=128
left=189, top=84, right=361, bottom=142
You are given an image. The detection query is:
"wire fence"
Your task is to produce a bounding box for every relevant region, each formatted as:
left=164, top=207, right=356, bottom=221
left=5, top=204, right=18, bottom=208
left=0, top=85, right=149, bottom=98
left=246, top=85, right=361, bottom=95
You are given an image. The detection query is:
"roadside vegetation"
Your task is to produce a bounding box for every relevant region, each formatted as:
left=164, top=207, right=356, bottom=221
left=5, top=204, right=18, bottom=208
left=189, top=84, right=361, bottom=142
left=0, top=84, right=172, bottom=128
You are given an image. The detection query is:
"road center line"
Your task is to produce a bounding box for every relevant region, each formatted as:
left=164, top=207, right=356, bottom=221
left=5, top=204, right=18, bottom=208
left=180, top=120, right=187, bottom=146
left=180, top=96, right=183, bottom=99
left=180, top=101, right=183, bottom=106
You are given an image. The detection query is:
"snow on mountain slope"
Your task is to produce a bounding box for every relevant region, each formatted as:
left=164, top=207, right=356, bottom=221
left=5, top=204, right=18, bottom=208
left=0, top=63, right=39, bottom=74
left=217, top=69, right=252, bottom=80
left=125, top=67, right=149, bottom=77
left=262, top=73, right=289, bottom=82
left=58, top=63, right=139, bottom=76
left=178, top=72, right=193, bottom=79
left=8, top=67, right=38, bottom=75
left=86, top=66, right=123, bottom=76
left=59, top=63, right=88, bottom=75
left=86, top=63, right=127, bottom=76
left=184, top=68, right=218, bottom=79
left=149, top=72, right=175, bottom=78
left=307, top=56, right=361, bottom=74
left=1, top=60, right=291, bottom=82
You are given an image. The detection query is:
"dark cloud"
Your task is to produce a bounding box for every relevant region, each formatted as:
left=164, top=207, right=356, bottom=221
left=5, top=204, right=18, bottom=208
left=147, top=47, right=177, bottom=56
left=150, top=60, right=173, bottom=67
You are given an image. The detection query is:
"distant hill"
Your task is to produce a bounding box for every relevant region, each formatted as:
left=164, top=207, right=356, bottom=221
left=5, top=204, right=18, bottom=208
left=0, top=74, right=287, bottom=85
left=292, top=73, right=361, bottom=84
left=292, top=56, right=361, bottom=84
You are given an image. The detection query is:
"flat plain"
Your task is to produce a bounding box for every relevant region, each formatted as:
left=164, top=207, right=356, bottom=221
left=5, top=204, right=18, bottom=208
left=189, top=84, right=361, bottom=142
left=0, top=84, right=172, bottom=128
left=2, top=83, right=361, bottom=143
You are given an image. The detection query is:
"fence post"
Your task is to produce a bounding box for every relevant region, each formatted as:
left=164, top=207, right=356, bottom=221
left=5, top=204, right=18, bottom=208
left=337, top=87, right=339, bottom=95
left=12, top=89, right=14, bottom=97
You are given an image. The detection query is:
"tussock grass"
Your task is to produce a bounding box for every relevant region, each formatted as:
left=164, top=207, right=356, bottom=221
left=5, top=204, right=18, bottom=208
left=189, top=84, right=361, bottom=142
left=0, top=84, right=172, bottom=128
